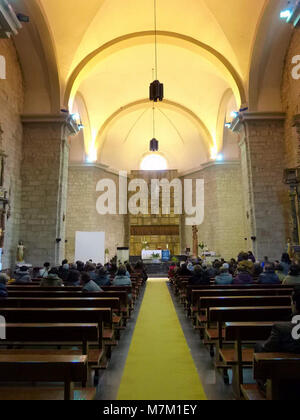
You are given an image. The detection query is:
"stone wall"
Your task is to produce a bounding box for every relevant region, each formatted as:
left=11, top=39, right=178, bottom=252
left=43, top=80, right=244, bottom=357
left=0, top=39, right=24, bottom=269
left=20, top=117, right=71, bottom=267
left=282, top=25, right=300, bottom=168
left=66, top=164, right=126, bottom=262
left=181, top=162, right=246, bottom=260
left=233, top=115, right=290, bottom=261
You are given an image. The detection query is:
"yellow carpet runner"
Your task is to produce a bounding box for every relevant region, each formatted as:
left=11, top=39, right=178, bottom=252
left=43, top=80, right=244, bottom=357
left=117, top=279, right=207, bottom=400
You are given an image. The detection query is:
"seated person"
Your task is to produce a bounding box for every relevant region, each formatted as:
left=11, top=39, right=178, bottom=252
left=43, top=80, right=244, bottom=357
left=258, top=262, right=280, bottom=285
left=81, top=272, right=103, bottom=292
left=283, top=264, right=300, bottom=286
left=215, top=264, right=233, bottom=285
left=40, top=268, right=63, bottom=287
left=281, top=253, right=292, bottom=276
left=233, top=267, right=254, bottom=285
left=255, top=290, right=300, bottom=399
left=58, top=259, right=70, bottom=282
left=95, top=267, right=111, bottom=287
left=189, top=265, right=210, bottom=285
left=134, top=261, right=148, bottom=283
left=256, top=290, right=300, bottom=354
left=0, top=273, right=9, bottom=297
left=178, top=263, right=193, bottom=278
left=15, top=266, right=32, bottom=284
left=65, top=265, right=81, bottom=286
left=168, top=262, right=176, bottom=279
left=113, top=265, right=132, bottom=302
left=76, top=261, right=85, bottom=272
left=237, top=252, right=254, bottom=275
left=39, top=262, right=51, bottom=278
left=113, top=265, right=132, bottom=287
left=275, top=263, right=286, bottom=283
left=85, top=262, right=98, bottom=281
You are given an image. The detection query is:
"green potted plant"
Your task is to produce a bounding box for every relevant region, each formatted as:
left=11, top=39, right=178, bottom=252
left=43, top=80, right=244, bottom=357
left=151, top=253, right=161, bottom=263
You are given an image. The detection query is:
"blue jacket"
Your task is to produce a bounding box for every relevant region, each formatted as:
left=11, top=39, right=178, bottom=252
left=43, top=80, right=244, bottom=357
left=113, top=275, right=132, bottom=287
left=0, top=283, right=7, bottom=297
left=215, top=273, right=233, bottom=285
left=259, top=272, right=281, bottom=285
left=82, top=280, right=103, bottom=292
left=95, top=274, right=110, bottom=287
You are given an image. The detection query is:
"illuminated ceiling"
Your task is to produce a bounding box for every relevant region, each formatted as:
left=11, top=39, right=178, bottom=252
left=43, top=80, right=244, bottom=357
left=30, top=0, right=272, bottom=170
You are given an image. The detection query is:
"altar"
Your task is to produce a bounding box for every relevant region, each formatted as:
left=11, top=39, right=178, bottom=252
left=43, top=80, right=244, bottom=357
left=141, top=250, right=162, bottom=261
left=141, top=249, right=171, bottom=262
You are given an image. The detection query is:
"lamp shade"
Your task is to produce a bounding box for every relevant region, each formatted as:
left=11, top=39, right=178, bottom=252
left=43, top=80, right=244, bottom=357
left=150, top=138, right=159, bottom=152
left=150, top=80, right=164, bottom=102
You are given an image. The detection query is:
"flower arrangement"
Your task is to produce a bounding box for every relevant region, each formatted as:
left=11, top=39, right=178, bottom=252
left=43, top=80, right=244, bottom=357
left=198, top=242, right=207, bottom=250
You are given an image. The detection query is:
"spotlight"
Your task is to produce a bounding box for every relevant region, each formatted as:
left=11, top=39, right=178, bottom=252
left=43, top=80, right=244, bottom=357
left=71, top=113, right=80, bottom=122
left=280, top=9, right=292, bottom=21
left=216, top=154, right=224, bottom=162
left=230, top=111, right=239, bottom=118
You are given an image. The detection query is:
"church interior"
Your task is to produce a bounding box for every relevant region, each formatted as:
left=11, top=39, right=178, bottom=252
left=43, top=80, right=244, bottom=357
left=0, top=0, right=299, bottom=402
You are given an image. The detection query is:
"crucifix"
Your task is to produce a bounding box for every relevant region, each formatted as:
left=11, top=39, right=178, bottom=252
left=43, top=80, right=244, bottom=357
left=192, top=225, right=198, bottom=257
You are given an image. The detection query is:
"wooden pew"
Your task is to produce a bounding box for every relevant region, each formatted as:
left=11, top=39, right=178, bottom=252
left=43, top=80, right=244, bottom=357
left=199, top=298, right=291, bottom=356
left=0, top=354, right=91, bottom=400
left=208, top=307, right=291, bottom=384
left=189, top=288, right=293, bottom=319
left=0, top=297, right=121, bottom=343
left=241, top=353, right=300, bottom=400
left=5, top=290, right=129, bottom=328
left=0, top=307, right=111, bottom=368
left=0, top=323, right=99, bottom=354
left=224, top=322, right=274, bottom=397
left=196, top=295, right=291, bottom=330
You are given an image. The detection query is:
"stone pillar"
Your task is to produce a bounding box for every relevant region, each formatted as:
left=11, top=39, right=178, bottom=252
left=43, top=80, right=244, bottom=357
left=232, top=112, right=289, bottom=261
left=20, top=114, right=77, bottom=266
left=294, top=115, right=300, bottom=164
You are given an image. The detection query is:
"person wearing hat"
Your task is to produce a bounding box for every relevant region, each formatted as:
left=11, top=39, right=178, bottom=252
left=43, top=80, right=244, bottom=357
left=215, top=263, right=233, bottom=285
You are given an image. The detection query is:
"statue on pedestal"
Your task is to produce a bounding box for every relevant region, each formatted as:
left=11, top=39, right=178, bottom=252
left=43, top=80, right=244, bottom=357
left=17, top=241, right=25, bottom=263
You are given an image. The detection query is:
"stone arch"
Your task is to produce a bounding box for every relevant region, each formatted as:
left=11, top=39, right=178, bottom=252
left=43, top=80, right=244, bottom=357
left=12, top=0, right=60, bottom=114
left=248, top=0, right=295, bottom=111
left=95, top=98, right=214, bottom=161
left=63, top=31, right=247, bottom=110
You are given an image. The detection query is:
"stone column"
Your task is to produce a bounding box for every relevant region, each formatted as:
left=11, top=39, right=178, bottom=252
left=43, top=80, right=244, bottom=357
left=232, top=112, right=289, bottom=261
left=20, top=114, right=77, bottom=266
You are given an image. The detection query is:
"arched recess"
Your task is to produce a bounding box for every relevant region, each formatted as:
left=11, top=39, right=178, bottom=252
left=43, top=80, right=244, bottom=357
left=11, top=0, right=60, bottom=114
left=95, top=98, right=214, bottom=161
left=248, top=0, right=295, bottom=111
left=216, top=89, right=236, bottom=151
left=69, top=92, right=92, bottom=162
left=64, top=31, right=247, bottom=110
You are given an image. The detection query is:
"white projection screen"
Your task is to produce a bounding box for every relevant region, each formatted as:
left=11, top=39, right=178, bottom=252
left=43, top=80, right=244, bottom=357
left=75, top=232, right=105, bottom=265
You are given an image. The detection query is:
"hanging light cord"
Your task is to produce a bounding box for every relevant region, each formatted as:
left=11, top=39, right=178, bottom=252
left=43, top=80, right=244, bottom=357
left=153, top=105, right=156, bottom=138
left=154, top=0, right=158, bottom=80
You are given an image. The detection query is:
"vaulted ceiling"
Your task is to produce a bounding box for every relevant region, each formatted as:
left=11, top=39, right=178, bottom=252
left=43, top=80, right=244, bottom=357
left=12, top=0, right=296, bottom=171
